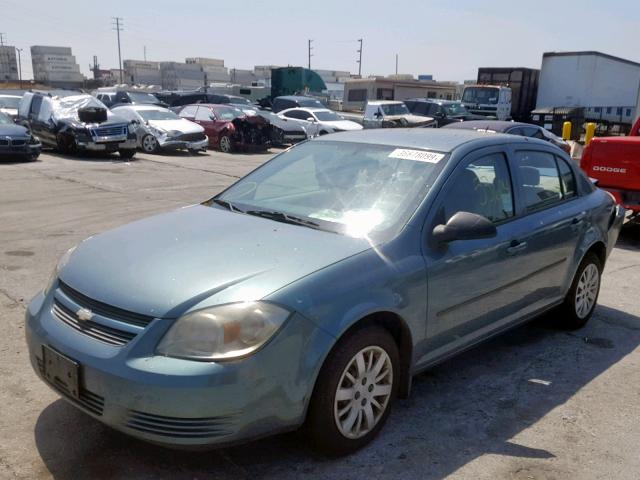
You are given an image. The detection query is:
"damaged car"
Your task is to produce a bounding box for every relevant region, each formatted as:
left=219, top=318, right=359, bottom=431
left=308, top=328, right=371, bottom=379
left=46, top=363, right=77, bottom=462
left=256, top=110, right=308, bottom=146
left=111, top=105, right=208, bottom=154
left=18, top=93, right=138, bottom=159
left=0, top=111, right=41, bottom=161
left=177, top=104, right=271, bottom=153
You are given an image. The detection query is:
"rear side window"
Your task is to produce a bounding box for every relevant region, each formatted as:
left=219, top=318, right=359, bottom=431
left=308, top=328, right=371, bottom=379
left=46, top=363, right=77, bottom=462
left=178, top=105, right=198, bottom=118
left=515, top=151, right=563, bottom=211
left=557, top=157, right=577, bottom=198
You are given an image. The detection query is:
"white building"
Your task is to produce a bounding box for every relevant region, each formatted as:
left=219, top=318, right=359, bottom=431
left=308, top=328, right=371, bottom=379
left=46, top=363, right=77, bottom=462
left=123, top=60, right=162, bottom=86
left=160, top=62, right=205, bottom=90
left=30, top=46, right=84, bottom=87
left=0, top=46, right=19, bottom=81
left=537, top=51, right=640, bottom=124
left=186, top=57, right=229, bottom=83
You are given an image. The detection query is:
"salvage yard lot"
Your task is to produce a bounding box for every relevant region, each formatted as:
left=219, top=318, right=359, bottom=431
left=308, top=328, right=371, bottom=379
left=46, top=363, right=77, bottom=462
left=1, top=150, right=639, bottom=480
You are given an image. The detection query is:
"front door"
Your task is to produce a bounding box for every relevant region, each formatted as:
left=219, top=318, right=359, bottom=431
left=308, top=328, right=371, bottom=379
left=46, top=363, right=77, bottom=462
left=193, top=106, right=218, bottom=146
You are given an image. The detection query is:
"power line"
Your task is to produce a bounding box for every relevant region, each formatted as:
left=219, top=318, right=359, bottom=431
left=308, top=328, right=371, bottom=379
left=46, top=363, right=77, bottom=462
left=112, top=17, right=124, bottom=83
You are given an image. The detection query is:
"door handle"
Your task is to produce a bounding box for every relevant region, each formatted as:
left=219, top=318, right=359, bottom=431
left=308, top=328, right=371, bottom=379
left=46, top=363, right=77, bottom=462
left=571, top=212, right=587, bottom=228
left=506, top=240, right=528, bottom=255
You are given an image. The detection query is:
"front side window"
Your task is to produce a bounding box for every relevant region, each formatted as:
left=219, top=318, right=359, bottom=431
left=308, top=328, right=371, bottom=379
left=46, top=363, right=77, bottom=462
left=443, top=153, right=514, bottom=223
left=381, top=103, right=409, bottom=116
left=195, top=107, right=213, bottom=121
left=216, top=141, right=447, bottom=239
left=515, top=151, right=563, bottom=212
left=178, top=105, right=198, bottom=118
left=212, top=106, right=244, bottom=120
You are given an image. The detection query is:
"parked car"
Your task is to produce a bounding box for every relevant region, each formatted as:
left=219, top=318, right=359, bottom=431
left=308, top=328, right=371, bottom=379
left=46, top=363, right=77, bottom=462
left=169, top=93, right=256, bottom=114
left=444, top=120, right=571, bottom=154
left=18, top=92, right=138, bottom=159
left=581, top=116, right=640, bottom=215
left=256, top=110, right=308, bottom=146
left=404, top=98, right=485, bottom=127
left=176, top=104, right=271, bottom=153
left=0, top=111, right=41, bottom=161
left=26, top=129, right=623, bottom=456
left=271, top=95, right=325, bottom=113
left=279, top=107, right=363, bottom=134
left=111, top=105, right=208, bottom=154
left=0, top=94, right=22, bottom=119
left=341, top=100, right=435, bottom=129
left=94, top=90, right=165, bottom=109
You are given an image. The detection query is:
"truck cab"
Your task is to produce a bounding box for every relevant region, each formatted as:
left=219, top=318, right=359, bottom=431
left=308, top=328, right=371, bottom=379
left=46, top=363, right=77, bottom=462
left=362, top=101, right=434, bottom=129
left=461, top=85, right=512, bottom=121
left=581, top=117, right=640, bottom=214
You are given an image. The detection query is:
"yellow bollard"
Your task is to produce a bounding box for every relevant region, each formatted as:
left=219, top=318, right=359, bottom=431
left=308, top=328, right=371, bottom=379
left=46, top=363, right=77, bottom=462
left=562, top=121, right=572, bottom=140
left=585, top=123, right=596, bottom=145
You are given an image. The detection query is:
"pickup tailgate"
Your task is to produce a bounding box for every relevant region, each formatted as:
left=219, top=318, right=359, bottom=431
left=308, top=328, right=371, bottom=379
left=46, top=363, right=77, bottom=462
left=582, top=137, right=640, bottom=191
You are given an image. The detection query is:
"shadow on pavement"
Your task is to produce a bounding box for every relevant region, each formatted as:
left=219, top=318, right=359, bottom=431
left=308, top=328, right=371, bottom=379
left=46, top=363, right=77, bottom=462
left=34, top=306, right=640, bottom=480
left=615, top=219, right=640, bottom=252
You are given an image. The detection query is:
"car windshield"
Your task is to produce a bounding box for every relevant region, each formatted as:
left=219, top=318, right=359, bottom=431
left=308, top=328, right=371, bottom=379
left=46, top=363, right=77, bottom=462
left=229, top=97, right=251, bottom=105
left=128, top=92, right=160, bottom=104
left=0, top=96, right=21, bottom=109
left=138, top=109, right=180, bottom=121
left=462, top=87, right=499, bottom=105
left=298, top=98, right=325, bottom=108
left=214, top=106, right=245, bottom=120
left=0, top=112, right=12, bottom=124
left=444, top=103, right=469, bottom=115
left=214, top=141, right=446, bottom=239
left=314, top=110, right=341, bottom=121
left=381, top=103, right=410, bottom=115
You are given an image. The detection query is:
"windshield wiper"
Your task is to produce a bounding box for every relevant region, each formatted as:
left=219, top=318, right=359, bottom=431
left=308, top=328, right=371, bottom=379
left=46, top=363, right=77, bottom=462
left=245, top=210, right=320, bottom=229
left=211, top=198, right=244, bottom=213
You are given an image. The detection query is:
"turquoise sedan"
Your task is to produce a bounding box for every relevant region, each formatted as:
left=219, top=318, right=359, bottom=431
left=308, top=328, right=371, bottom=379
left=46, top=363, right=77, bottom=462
left=26, top=129, right=624, bottom=455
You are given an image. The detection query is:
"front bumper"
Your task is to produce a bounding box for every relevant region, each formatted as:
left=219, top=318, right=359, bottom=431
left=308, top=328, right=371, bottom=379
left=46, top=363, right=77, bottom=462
left=25, top=286, right=334, bottom=448
left=77, top=138, right=137, bottom=152
left=157, top=137, right=209, bottom=151
left=0, top=138, right=41, bottom=158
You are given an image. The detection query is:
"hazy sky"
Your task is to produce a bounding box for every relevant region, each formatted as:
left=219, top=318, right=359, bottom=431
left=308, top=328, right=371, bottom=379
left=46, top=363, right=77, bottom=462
left=1, top=0, right=639, bottom=81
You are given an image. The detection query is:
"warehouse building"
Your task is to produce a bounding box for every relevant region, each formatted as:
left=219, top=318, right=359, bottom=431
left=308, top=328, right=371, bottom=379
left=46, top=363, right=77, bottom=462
left=30, top=45, right=84, bottom=88
left=342, top=76, right=458, bottom=111
left=160, top=61, right=205, bottom=90
left=123, top=60, right=162, bottom=86
left=0, top=46, right=19, bottom=82
left=536, top=51, right=640, bottom=125
left=186, top=57, right=229, bottom=83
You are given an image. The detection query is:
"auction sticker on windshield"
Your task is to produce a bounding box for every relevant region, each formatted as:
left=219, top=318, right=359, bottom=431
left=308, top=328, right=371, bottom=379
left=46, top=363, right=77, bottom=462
left=388, top=149, right=445, bottom=163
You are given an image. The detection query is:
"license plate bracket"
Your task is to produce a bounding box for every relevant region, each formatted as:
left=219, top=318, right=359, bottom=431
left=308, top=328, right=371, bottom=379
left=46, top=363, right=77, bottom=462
left=42, top=345, right=80, bottom=399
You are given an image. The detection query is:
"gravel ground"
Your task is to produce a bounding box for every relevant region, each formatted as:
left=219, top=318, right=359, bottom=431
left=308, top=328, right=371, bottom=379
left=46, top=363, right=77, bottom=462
left=0, top=149, right=638, bottom=480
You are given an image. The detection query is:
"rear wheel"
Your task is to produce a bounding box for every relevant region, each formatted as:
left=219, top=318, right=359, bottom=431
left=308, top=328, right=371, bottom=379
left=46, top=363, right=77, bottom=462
left=558, top=252, right=602, bottom=329
left=305, top=326, right=399, bottom=456
left=219, top=135, right=232, bottom=153
left=141, top=134, right=158, bottom=153
left=56, top=133, right=76, bottom=154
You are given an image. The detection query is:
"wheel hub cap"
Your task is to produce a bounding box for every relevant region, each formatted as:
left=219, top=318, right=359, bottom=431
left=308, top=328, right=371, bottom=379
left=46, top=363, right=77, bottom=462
left=333, top=346, right=393, bottom=439
left=575, top=263, right=599, bottom=319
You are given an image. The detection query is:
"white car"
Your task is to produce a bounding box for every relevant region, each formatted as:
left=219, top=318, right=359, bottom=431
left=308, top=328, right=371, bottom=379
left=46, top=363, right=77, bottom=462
left=0, top=94, right=22, bottom=119
left=111, top=105, right=208, bottom=153
left=278, top=107, right=363, bottom=135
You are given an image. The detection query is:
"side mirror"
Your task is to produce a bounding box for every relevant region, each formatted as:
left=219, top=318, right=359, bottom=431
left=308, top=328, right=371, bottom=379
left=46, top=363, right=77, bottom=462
left=130, top=119, right=139, bottom=125
left=374, top=111, right=382, bottom=118
left=432, top=211, right=497, bottom=244
left=306, top=117, right=316, bottom=122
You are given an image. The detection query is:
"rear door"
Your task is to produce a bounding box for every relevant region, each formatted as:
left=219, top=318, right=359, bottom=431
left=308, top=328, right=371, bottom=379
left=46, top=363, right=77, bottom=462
left=193, top=106, right=217, bottom=146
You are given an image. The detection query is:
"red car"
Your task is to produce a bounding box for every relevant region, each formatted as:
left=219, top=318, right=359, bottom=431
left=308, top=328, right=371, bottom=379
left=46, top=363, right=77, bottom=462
left=581, top=117, right=640, bottom=215
left=176, top=104, right=271, bottom=153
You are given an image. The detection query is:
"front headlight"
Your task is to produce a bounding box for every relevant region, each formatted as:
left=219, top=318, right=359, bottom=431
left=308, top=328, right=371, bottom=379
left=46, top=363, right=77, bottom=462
left=43, top=246, right=76, bottom=296
left=156, top=302, right=291, bottom=361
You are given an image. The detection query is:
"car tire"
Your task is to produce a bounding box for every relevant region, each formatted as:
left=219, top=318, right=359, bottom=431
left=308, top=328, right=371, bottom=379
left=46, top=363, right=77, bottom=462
left=56, top=133, right=76, bottom=154
left=219, top=135, right=233, bottom=153
left=558, top=252, right=602, bottom=329
left=305, top=326, right=399, bottom=456
left=118, top=149, right=136, bottom=160
left=141, top=134, right=158, bottom=153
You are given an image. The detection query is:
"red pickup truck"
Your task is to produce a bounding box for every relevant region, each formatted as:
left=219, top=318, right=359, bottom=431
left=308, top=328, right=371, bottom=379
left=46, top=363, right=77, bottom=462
left=581, top=117, right=640, bottom=215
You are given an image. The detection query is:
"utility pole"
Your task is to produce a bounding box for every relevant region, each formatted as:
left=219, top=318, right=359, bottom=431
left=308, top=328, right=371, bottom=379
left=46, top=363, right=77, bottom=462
left=112, top=17, right=124, bottom=84
left=0, top=33, right=5, bottom=46
left=143, top=45, right=147, bottom=61
left=357, top=38, right=363, bottom=77
left=395, top=54, right=398, bottom=76
left=16, top=48, right=22, bottom=88
left=308, top=39, right=313, bottom=69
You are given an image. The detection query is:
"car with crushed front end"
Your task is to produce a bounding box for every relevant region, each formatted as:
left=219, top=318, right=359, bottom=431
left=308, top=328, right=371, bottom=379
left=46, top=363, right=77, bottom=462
left=18, top=93, right=138, bottom=159
left=0, top=111, right=41, bottom=161
left=26, top=128, right=624, bottom=455
left=111, top=105, right=208, bottom=154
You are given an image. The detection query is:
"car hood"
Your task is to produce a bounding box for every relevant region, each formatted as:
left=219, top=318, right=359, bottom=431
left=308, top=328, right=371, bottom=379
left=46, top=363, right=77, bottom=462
left=59, top=204, right=371, bottom=318
left=0, top=123, right=29, bottom=136
left=147, top=118, right=203, bottom=134
left=321, top=120, right=363, bottom=131
left=385, top=114, right=433, bottom=124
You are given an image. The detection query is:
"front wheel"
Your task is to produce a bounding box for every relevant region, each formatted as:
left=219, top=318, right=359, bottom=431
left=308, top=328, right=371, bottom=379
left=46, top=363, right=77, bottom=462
left=141, top=134, right=158, bottom=153
left=558, top=252, right=602, bottom=329
left=305, top=326, right=399, bottom=456
left=219, top=135, right=233, bottom=153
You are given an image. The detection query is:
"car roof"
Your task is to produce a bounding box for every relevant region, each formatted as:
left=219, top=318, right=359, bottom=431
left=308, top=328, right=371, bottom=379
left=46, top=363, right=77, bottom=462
left=0, top=94, right=21, bottom=99
left=317, top=128, right=533, bottom=153
left=275, top=95, right=319, bottom=101
left=284, top=107, right=331, bottom=113
left=118, top=105, right=169, bottom=112
left=444, top=120, right=538, bottom=132
left=367, top=100, right=403, bottom=105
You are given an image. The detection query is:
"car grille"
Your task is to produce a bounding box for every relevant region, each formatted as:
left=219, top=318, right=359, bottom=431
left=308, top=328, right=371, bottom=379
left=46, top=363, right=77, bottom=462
left=175, top=132, right=206, bottom=142
left=89, top=124, right=128, bottom=138
left=58, top=281, right=154, bottom=328
left=0, top=137, right=29, bottom=146
left=36, top=356, right=105, bottom=416
left=52, top=300, right=137, bottom=346
left=125, top=410, right=234, bottom=439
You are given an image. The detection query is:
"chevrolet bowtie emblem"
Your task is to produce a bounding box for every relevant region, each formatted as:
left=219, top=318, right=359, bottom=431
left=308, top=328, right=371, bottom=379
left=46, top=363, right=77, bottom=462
left=76, top=308, right=93, bottom=322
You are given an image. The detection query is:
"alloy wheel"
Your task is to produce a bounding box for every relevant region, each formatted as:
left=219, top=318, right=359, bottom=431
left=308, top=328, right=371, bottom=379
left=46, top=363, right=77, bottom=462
left=219, top=136, right=232, bottom=153
left=333, top=346, right=393, bottom=440
left=575, top=263, right=599, bottom=319
left=142, top=135, right=158, bottom=153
